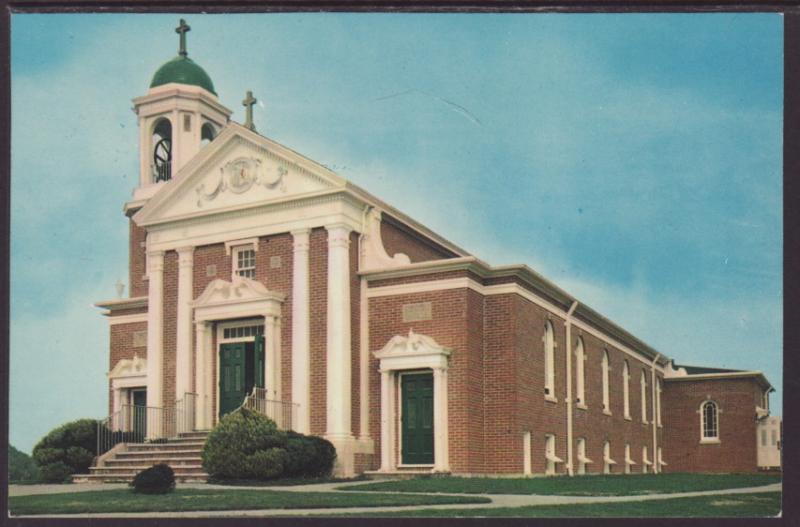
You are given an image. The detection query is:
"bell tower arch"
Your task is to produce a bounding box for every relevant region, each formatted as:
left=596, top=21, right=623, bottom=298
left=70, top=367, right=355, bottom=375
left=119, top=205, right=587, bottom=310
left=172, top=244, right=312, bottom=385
left=131, top=19, right=231, bottom=198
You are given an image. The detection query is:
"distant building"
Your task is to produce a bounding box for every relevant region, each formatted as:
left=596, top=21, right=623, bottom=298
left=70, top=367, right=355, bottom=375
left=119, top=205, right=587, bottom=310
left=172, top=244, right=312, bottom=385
left=90, top=20, right=778, bottom=480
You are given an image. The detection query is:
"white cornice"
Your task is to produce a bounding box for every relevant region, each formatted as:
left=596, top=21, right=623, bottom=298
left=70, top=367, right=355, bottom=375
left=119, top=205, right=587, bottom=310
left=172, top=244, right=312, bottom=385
left=366, top=276, right=668, bottom=371
left=664, top=371, right=772, bottom=390
left=96, top=296, right=148, bottom=314
left=108, top=313, right=148, bottom=325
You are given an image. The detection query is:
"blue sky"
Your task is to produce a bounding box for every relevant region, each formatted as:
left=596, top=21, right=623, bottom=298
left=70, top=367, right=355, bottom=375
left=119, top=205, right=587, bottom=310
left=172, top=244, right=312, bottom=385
left=10, top=13, right=782, bottom=454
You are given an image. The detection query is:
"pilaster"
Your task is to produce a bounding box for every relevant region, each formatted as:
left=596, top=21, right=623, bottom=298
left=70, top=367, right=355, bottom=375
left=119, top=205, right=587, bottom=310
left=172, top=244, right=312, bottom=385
left=176, top=246, right=194, bottom=402
left=291, top=228, right=311, bottom=434
left=145, top=250, right=165, bottom=426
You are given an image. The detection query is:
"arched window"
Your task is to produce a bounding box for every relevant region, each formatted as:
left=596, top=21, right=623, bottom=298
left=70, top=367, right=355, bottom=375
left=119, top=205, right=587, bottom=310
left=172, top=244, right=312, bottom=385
left=602, top=440, right=615, bottom=474
left=624, top=443, right=634, bottom=474
left=701, top=401, right=719, bottom=441
left=656, top=377, right=662, bottom=426
left=575, top=338, right=585, bottom=405
left=201, top=121, right=216, bottom=147
left=622, top=360, right=630, bottom=419
left=152, top=118, right=172, bottom=182
left=576, top=438, right=590, bottom=475
left=640, top=369, right=648, bottom=423
left=544, top=320, right=555, bottom=398
left=601, top=350, right=610, bottom=413
left=642, top=445, right=652, bottom=474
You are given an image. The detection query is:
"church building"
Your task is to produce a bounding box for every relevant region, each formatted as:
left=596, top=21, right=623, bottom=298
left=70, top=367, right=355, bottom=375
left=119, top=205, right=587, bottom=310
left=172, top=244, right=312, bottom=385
left=93, top=20, right=778, bottom=481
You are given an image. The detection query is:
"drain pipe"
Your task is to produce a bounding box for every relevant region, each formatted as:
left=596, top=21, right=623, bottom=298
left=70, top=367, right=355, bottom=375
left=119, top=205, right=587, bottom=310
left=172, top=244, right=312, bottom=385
left=650, top=353, right=661, bottom=474
left=565, top=301, right=579, bottom=477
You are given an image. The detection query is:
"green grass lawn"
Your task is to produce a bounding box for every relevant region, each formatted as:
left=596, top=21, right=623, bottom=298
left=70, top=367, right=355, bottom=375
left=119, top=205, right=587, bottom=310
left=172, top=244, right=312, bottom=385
left=322, top=492, right=782, bottom=518
left=340, top=473, right=781, bottom=496
left=8, top=488, right=490, bottom=516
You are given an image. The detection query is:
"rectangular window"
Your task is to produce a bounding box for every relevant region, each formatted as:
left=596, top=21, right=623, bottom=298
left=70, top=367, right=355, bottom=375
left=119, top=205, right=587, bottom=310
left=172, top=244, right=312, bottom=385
left=233, top=247, right=256, bottom=279
left=222, top=325, right=264, bottom=340
left=544, top=434, right=560, bottom=475
left=762, top=429, right=768, bottom=447
left=772, top=430, right=777, bottom=446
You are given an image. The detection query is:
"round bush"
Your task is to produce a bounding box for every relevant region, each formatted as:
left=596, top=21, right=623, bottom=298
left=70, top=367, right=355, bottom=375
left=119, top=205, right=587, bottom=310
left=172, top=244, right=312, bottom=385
left=245, top=448, right=288, bottom=480
left=131, top=463, right=175, bottom=494
left=284, top=432, right=336, bottom=478
left=202, top=408, right=289, bottom=480
left=32, top=419, right=98, bottom=482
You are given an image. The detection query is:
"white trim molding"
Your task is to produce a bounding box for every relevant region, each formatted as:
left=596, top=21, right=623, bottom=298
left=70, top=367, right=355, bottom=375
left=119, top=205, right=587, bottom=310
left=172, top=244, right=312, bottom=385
left=359, top=208, right=411, bottom=271
left=366, top=277, right=667, bottom=373
left=107, top=313, right=149, bottom=326
left=374, top=330, right=451, bottom=473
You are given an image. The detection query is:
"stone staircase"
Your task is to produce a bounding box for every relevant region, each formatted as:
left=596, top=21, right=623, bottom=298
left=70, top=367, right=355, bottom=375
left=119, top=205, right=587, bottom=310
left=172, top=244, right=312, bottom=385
left=73, top=430, right=210, bottom=483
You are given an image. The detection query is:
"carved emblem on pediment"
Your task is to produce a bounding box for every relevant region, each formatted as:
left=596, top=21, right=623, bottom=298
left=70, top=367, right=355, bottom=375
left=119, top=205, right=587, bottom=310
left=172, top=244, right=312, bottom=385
left=195, top=156, right=288, bottom=207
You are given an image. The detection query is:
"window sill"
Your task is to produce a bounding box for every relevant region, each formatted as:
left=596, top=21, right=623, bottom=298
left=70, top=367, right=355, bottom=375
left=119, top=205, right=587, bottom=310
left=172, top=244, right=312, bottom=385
left=602, top=409, right=612, bottom=416
left=576, top=403, right=588, bottom=411
left=624, top=415, right=632, bottom=421
left=544, top=395, right=559, bottom=404
left=642, top=420, right=649, bottom=426
left=700, top=438, right=721, bottom=445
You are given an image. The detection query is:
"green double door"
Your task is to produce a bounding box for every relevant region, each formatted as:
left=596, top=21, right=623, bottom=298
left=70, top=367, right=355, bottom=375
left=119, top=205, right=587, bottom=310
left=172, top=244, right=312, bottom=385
left=401, top=372, right=434, bottom=465
left=219, top=336, right=265, bottom=418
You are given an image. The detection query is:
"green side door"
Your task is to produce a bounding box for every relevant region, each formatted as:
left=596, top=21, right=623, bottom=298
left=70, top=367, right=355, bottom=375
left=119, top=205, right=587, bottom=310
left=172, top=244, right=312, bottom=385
left=254, top=335, right=265, bottom=389
left=219, top=343, right=247, bottom=418
left=401, top=372, right=434, bottom=465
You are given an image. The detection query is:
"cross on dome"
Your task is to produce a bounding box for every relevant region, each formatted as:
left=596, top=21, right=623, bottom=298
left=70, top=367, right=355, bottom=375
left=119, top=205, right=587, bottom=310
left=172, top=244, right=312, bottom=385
left=243, top=90, right=257, bottom=131
left=176, top=19, right=190, bottom=57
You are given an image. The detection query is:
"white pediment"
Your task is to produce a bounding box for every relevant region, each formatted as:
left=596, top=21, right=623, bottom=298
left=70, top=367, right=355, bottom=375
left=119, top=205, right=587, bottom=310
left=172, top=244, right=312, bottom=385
left=193, top=276, right=285, bottom=322
left=374, top=330, right=451, bottom=372
left=108, top=355, right=147, bottom=379
left=134, top=123, right=347, bottom=226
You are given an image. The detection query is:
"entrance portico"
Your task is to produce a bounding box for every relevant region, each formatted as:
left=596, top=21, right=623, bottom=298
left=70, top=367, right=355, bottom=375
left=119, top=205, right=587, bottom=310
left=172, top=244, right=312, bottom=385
left=374, top=330, right=451, bottom=473
left=191, top=277, right=285, bottom=429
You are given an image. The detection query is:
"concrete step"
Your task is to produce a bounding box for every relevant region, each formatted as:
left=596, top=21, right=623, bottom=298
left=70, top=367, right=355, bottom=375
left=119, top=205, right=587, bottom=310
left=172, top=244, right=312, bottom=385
left=73, top=473, right=208, bottom=484
left=126, top=441, right=206, bottom=452
left=116, top=449, right=203, bottom=459
left=91, top=465, right=206, bottom=476
left=104, top=458, right=202, bottom=468
left=178, top=430, right=211, bottom=439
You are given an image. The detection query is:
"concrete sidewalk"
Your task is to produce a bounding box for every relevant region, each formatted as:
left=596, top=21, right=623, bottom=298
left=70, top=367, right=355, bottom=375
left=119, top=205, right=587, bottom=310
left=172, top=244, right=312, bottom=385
left=8, top=481, right=781, bottom=518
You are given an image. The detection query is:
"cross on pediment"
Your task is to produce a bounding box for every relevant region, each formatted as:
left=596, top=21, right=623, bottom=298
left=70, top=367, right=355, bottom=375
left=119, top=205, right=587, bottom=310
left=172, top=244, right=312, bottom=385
left=176, top=19, right=190, bottom=57
left=243, top=90, right=257, bottom=131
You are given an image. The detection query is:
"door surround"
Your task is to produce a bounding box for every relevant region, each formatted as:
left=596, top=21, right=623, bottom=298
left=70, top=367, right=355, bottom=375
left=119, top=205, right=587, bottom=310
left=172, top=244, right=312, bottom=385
left=215, top=320, right=264, bottom=419
left=374, top=330, right=450, bottom=473
left=398, top=370, right=435, bottom=467
left=192, top=277, right=285, bottom=428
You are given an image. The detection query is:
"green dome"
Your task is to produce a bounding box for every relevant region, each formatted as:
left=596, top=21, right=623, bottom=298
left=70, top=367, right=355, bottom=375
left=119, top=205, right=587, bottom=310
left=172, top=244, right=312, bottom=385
left=150, top=55, right=216, bottom=95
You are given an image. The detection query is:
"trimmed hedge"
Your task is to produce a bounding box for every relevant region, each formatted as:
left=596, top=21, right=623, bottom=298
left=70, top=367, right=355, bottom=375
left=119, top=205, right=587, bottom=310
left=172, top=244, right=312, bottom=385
left=131, top=464, right=175, bottom=494
left=202, top=408, right=336, bottom=481
left=32, top=419, right=98, bottom=482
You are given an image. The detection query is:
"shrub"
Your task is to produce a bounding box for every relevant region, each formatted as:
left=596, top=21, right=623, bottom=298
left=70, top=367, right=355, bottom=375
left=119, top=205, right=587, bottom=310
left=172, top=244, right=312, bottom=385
left=202, top=408, right=289, bottom=480
left=202, top=408, right=338, bottom=481
left=38, top=462, right=73, bottom=484
left=284, top=432, right=337, bottom=478
left=9, top=445, right=40, bottom=483
left=130, top=464, right=175, bottom=494
left=32, top=419, right=98, bottom=482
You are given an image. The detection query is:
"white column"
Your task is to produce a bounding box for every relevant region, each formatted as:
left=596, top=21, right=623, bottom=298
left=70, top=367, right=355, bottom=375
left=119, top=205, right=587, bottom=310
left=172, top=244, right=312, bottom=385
left=359, top=277, right=370, bottom=440
left=175, top=246, right=194, bottom=402
left=379, top=369, right=395, bottom=471
left=433, top=367, right=450, bottom=472
left=265, top=315, right=278, bottom=400
left=274, top=316, right=282, bottom=399
left=325, top=224, right=354, bottom=440
left=203, top=323, right=214, bottom=427
left=194, top=321, right=209, bottom=429
left=291, top=229, right=311, bottom=434
left=146, top=250, right=165, bottom=410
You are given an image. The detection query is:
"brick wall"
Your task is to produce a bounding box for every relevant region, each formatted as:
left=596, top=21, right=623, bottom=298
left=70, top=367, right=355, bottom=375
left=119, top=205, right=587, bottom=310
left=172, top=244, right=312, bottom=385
left=380, top=217, right=458, bottom=263
left=309, top=228, right=328, bottom=436
left=662, top=377, right=760, bottom=473
left=129, top=217, right=147, bottom=298
left=108, top=321, right=148, bottom=414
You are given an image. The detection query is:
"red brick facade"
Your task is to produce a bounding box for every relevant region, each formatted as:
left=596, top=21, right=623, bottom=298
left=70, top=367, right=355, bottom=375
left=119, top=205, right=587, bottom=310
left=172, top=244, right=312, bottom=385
left=662, top=378, right=763, bottom=473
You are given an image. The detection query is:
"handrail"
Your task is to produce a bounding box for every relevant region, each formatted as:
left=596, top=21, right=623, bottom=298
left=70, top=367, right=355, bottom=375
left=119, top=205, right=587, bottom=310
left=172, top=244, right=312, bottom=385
left=240, top=387, right=298, bottom=431
left=96, top=392, right=199, bottom=457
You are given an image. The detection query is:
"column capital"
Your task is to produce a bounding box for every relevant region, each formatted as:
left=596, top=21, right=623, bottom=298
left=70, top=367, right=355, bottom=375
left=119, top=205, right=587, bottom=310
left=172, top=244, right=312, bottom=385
left=177, top=245, right=195, bottom=268
left=326, top=224, right=352, bottom=248
left=147, top=250, right=165, bottom=273
left=291, top=228, right=311, bottom=251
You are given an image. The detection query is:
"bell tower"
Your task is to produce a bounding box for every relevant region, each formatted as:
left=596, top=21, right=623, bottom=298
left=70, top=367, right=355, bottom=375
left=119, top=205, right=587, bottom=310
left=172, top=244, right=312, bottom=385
left=131, top=19, right=232, bottom=200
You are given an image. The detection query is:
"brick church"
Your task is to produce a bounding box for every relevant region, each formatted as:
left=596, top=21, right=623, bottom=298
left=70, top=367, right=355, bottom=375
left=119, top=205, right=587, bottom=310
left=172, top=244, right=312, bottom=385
left=94, top=20, right=779, bottom=480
